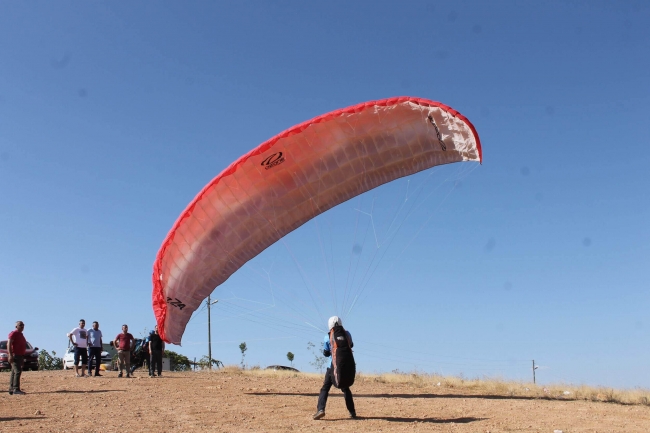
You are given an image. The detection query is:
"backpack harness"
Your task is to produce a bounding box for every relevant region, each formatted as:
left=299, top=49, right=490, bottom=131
left=329, top=325, right=356, bottom=388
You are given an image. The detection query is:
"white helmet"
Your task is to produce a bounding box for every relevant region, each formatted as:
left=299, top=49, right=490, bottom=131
left=328, top=316, right=342, bottom=331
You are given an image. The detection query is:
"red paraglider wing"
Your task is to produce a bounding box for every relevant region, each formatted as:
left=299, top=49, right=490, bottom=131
left=153, top=97, right=481, bottom=344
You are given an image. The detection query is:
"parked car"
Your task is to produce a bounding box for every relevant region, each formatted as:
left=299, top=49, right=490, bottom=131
left=265, top=365, right=299, bottom=372
left=63, top=344, right=113, bottom=370
left=62, top=346, right=76, bottom=370
left=0, top=340, right=40, bottom=371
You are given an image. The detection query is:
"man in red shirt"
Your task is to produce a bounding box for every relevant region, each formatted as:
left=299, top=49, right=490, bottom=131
left=113, top=324, right=135, bottom=378
left=7, top=321, right=27, bottom=395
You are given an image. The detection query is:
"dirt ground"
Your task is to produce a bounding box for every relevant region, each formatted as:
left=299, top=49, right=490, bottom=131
left=1, top=369, right=649, bottom=433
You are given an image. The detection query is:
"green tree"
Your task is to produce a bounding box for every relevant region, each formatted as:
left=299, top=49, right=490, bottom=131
left=307, top=341, right=327, bottom=373
left=197, top=355, right=224, bottom=370
left=38, top=349, right=63, bottom=370
left=286, top=351, right=295, bottom=367
left=239, top=342, right=247, bottom=369
left=164, top=349, right=192, bottom=371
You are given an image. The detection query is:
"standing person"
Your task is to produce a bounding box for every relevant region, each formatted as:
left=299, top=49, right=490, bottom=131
left=7, top=321, right=27, bottom=395
left=113, top=324, right=135, bottom=378
left=148, top=325, right=165, bottom=377
left=87, top=321, right=103, bottom=377
left=68, top=319, right=89, bottom=377
left=313, top=316, right=357, bottom=420
left=141, top=330, right=153, bottom=373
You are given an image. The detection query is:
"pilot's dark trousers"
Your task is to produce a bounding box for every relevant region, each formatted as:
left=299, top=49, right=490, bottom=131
left=317, top=367, right=355, bottom=413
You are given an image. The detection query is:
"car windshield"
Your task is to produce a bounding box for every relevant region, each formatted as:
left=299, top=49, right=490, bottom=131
left=0, top=341, right=33, bottom=350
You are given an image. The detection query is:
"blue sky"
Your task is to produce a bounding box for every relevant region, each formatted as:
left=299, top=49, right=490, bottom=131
left=1, top=1, right=648, bottom=388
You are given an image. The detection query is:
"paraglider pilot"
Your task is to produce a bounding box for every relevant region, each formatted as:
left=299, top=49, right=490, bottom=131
left=313, top=316, right=356, bottom=420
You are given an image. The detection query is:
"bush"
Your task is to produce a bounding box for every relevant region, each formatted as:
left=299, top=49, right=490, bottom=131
left=38, top=350, right=63, bottom=370
left=164, top=350, right=192, bottom=371
left=197, top=355, right=224, bottom=370
left=307, top=341, right=327, bottom=373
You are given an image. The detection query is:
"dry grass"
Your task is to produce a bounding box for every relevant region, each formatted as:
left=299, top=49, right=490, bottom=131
left=220, top=366, right=650, bottom=406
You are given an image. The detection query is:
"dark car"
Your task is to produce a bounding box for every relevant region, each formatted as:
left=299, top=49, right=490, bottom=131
left=266, top=365, right=299, bottom=372
left=109, top=338, right=147, bottom=373
left=0, top=340, right=40, bottom=371
left=129, top=338, right=148, bottom=373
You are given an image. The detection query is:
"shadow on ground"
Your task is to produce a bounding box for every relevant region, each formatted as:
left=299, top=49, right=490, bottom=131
left=31, top=389, right=126, bottom=394
left=0, top=417, right=44, bottom=421
left=326, top=416, right=485, bottom=424
left=247, top=391, right=541, bottom=401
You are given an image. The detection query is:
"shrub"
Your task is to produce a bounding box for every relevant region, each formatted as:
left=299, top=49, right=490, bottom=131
left=164, top=350, right=192, bottom=371
left=38, top=349, right=63, bottom=370
left=197, top=356, right=224, bottom=370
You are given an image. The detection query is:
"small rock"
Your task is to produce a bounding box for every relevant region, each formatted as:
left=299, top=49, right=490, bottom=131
left=34, top=410, right=42, bottom=415
left=554, top=430, right=563, bottom=433
left=563, top=391, right=571, bottom=395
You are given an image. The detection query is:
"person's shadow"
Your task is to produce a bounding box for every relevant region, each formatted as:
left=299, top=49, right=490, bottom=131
left=324, top=416, right=484, bottom=423
left=247, top=391, right=539, bottom=401
left=29, top=389, right=125, bottom=394
left=246, top=392, right=489, bottom=424
left=0, top=416, right=44, bottom=421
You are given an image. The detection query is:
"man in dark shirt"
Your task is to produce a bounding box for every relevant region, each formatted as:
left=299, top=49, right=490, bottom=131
left=148, top=325, right=165, bottom=377
left=7, top=321, right=27, bottom=395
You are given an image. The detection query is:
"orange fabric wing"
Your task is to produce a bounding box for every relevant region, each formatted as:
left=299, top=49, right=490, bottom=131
left=152, top=97, right=481, bottom=344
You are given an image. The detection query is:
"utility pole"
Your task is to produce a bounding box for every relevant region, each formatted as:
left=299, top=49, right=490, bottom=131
left=532, top=360, right=539, bottom=384
left=207, top=295, right=218, bottom=370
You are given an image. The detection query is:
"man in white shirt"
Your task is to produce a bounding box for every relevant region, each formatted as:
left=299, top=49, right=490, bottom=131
left=68, top=319, right=89, bottom=377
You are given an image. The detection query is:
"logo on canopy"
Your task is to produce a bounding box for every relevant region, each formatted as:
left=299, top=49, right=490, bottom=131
left=427, top=115, right=447, bottom=151
left=261, top=152, right=286, bottom=170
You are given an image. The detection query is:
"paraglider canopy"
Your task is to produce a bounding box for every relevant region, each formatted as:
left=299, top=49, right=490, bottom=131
left=153, top=96, right=482, bottom=344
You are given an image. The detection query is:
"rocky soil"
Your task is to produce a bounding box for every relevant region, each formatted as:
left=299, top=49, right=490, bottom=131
left=1, top=369, right=648, bottom=432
